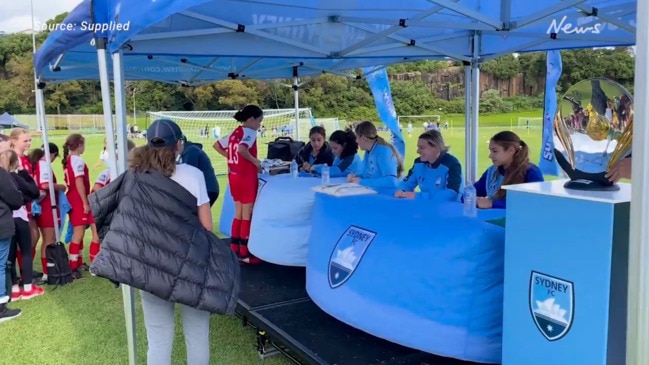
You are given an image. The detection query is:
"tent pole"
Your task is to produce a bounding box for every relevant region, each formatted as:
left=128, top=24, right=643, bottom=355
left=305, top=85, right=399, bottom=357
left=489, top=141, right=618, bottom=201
left=112, top=49, right=138, bottom=365
left=293, top=66, right=300, bottom=141
left=463, top=62, right=472, bottom=182
left=470, top=33, right=481, bottom=183
left=96, top=38, right=136, bottom=365
left=95, top=39, right=118, bottom=179
left=627, top=0, right=649, bottom=362
left=34, top=83, right=60, bottom=242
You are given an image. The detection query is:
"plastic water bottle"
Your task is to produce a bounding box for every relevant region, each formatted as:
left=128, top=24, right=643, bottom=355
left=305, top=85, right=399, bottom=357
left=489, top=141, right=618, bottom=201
left=463, top=184, right=477, bottom=218
left=321, top=165, right=330, bottom=185
left=290, top=160, right=298, bottom=177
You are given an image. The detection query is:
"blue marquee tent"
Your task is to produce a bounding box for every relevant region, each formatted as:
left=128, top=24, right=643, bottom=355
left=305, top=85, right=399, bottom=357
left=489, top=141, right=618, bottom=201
left=106, top=0, right=635, bottom=60
left=35, top=0, right=435, bottom=85
left=30, top=0, right=649, bottom=364
left=0, top=112, right=29, bottom=129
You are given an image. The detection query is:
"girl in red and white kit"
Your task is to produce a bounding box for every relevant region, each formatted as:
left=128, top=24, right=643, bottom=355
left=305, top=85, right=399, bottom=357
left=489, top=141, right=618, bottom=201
left=30, top=143, right=67, bottom=285
left=213, top=105, right=263, bottom=264
left=62, top=134, right=100, bottom=278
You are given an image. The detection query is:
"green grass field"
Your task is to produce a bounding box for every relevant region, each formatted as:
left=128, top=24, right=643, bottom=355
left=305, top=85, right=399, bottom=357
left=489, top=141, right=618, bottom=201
left=0, top=111, right=543, bottom=365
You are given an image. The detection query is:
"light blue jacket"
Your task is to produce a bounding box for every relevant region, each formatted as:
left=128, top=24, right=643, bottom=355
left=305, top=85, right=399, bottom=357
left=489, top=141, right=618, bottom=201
left=313, top=154, right=363, bottom=177
left=358, top=142, right=399, bottom=190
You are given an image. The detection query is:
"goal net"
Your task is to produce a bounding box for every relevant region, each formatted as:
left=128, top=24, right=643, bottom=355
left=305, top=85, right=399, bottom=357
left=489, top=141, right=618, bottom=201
left=516, top=117, right=543, bottom=129
left=147, top=108, right=314, bottom=175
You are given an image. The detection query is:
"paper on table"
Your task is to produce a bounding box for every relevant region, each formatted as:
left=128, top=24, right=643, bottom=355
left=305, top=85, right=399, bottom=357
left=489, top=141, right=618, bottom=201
left=311, top=183, right=378, bottom=197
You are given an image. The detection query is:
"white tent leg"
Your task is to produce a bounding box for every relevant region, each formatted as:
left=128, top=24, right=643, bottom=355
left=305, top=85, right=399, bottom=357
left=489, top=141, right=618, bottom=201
left=293, top=70, right=300, bottom=140
left=470, top=63, right=480, bottom=182
left=469, top=33, right=481, bottom=183
left=96, top=38, right=136, bottom=365
left=111, top=49, right=138, bottom=365
left=34, top=84, right=60, bottom=241
left=463, top=63, right=473, bottom=182
left=95, top=40, right=118, bottom=179
left=627, top=0, right=649, bottom=362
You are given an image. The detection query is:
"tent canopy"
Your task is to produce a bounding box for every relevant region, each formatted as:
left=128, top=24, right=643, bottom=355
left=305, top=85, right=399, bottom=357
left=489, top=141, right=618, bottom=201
left=106, top=0, right=635, bottom=61
left=34, top=0, right=433, bottom=84
left=0, top=112, right=30, bottom=129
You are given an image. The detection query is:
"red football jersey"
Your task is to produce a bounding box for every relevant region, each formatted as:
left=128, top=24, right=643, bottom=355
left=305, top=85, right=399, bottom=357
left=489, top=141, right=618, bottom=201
left=18, top=154, right=32, bottom=176
left=35, top=160, right=57, bottom=186
left=64, top=155, right=90, bottom=200
left=217, top=125, right=258, bottom=175
left=94, top=169, right=111, bottom=188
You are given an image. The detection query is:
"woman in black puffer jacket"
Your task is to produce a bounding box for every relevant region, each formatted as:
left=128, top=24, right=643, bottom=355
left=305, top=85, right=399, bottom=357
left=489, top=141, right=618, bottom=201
left=0, top=150, right=25, bottom=322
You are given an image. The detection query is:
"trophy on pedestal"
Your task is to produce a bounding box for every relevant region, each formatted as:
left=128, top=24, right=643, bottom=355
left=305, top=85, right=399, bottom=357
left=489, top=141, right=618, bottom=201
left=553, top=78, right=633, bottom=191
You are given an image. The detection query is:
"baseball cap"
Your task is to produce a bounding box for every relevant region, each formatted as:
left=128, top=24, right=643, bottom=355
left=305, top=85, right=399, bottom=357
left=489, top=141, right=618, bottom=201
left=147, top=119, right=183, bottom=147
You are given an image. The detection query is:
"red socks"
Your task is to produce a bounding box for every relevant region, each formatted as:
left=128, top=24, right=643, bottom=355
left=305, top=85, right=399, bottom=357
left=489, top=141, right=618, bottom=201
left=68, top=242, right=81, bottom=271
left=240, top=220, right=251, bottom=240
left=230, top=219, right=242, bottom=255
left=41, top=257, right=48, bottom=275
left=77, top=241, right=84, bottom=268
left=239, top=220, right=251, bottom=257
left=89, top=242, right=100, bottom=263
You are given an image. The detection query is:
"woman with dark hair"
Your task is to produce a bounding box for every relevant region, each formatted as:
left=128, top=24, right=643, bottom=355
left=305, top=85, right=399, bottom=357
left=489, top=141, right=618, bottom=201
left=90, top=119, right=240, bottom=365
left=310, top=129, right=362, bottom=177
left=472, top=131, right=543, bottom=209
left=295, top=126, right=334, bottom=172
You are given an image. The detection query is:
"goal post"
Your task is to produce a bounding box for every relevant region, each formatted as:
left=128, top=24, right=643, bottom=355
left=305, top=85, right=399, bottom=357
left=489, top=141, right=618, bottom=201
left=516, top=117, right=543, bottom=129
left=147, top=108, right=313, bottom=175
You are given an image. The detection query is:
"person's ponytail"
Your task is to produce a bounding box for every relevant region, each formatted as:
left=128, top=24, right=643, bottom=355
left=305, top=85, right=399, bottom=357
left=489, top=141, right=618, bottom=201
left=61, top=143, right=70, bottom=168
left=375, top=136, right=404, bottom=177
left=494, top=139, right=530, bottom=199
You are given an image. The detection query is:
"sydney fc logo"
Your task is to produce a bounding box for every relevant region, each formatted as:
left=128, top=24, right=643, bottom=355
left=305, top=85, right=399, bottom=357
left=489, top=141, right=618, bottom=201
left=328, top=225, right=377, bottom=288
left=529, top=271, right=574, bottom=341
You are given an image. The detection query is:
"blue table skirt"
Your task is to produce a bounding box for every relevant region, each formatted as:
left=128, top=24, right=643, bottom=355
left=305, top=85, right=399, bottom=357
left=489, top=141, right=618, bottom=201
left=219, top=174, right=346, bottom=266
left=306, top=193, right=506, bottom=364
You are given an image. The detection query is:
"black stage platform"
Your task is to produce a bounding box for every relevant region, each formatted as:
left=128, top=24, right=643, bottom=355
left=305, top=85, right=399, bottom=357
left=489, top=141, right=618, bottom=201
left=235, top=263, right=487, bottom=365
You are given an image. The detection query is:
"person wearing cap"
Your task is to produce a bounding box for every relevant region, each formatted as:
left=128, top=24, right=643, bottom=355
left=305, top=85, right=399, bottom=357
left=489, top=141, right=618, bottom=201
left=180, top=136, right=219, bottom=206
left=89, top=119, right=240, bottom=365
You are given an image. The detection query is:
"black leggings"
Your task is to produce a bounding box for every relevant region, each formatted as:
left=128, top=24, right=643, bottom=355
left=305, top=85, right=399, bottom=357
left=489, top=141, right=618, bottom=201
left=8, top=218, right=32, bottom=286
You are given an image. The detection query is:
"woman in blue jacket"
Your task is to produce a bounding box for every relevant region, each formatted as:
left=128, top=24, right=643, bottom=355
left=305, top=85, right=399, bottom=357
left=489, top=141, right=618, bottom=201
left=473, top=131, right=544, bottom=209
left=347, top=121, right=404, bottom=192
left=395, top=130, right=463, bottom=201
left=311, top=129, right=362, bottom=177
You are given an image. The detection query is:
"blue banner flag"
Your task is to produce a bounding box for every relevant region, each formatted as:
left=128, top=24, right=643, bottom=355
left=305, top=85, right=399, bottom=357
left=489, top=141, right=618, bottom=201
left=538, top=50, right=562, bottom=176
left=363, top=67, right=405, bottom=158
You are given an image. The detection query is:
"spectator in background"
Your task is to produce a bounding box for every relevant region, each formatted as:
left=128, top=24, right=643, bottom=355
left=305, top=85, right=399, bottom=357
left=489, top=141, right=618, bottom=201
left=181, top=136, right=220, bottom=206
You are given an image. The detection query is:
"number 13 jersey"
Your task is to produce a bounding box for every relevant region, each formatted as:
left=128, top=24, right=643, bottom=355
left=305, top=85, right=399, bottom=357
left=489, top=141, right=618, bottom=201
left=217, top=125, right=258, bottom=175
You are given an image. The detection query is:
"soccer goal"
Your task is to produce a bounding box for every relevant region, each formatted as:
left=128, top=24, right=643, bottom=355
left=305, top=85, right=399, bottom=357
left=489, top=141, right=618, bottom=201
left=516, top=117, right=543, bottom=129
left=147, top=108, right=314, bottom=175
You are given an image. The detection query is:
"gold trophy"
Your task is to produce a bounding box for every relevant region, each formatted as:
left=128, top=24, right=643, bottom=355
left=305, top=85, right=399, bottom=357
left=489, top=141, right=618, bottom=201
left=553, top=78, right=633, bottom=191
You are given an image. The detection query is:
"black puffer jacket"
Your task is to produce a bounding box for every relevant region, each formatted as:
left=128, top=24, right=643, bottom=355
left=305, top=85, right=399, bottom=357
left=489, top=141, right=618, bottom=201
left=89, top=170, right=240, bottom=315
